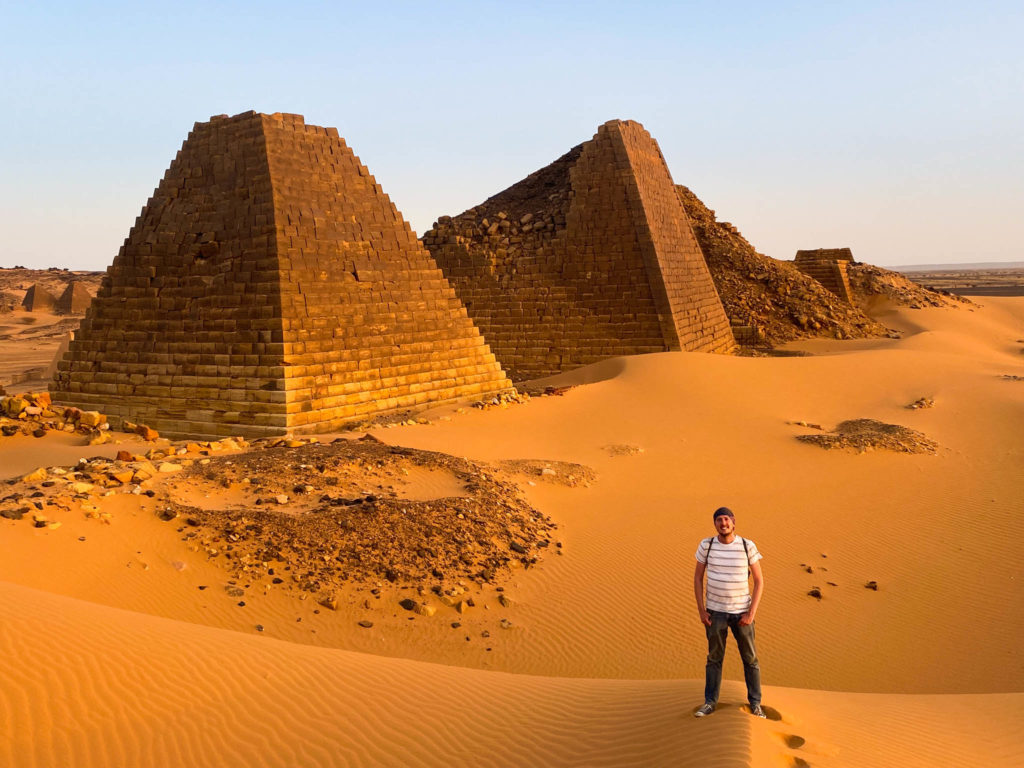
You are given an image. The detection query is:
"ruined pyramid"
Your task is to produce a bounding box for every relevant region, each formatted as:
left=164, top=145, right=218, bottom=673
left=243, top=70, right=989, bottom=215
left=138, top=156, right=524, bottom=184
left=56, top=281, right=92, bottom=314
left=52, top=111, right=512, bottom=439
left=422, top=120, right=734, bottom=380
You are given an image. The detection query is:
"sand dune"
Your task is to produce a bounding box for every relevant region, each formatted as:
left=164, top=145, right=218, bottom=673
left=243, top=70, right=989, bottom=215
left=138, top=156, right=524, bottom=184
left=2, top=581, right=1020, bottom=768
left=1, top=298, right=1022, bottom=766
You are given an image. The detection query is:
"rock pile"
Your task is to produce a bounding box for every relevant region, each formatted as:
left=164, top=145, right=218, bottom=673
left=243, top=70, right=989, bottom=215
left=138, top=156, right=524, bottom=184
left=796, top=419, right=938, bottom=454
left=156, top=440, right=558, bottom=598
left=1, top=391, right=109, bottom=441
left=675, top=185, right=889, bottom=345
left=1, top=437, right=250, bottom=523
left=846, top=263, right=966, bottom=309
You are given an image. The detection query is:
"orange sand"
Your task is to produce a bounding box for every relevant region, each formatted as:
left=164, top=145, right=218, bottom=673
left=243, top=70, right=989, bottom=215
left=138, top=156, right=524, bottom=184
left=2, top=297, right=1023, bottom=767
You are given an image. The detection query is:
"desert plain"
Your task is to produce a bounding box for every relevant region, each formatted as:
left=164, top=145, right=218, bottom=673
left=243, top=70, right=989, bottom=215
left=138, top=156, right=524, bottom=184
left=1, top=285, right=1022, bottom=767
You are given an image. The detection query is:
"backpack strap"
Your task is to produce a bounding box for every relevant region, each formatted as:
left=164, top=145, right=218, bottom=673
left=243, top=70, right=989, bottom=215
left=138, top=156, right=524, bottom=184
left=705, top=536, right=714, bottom=564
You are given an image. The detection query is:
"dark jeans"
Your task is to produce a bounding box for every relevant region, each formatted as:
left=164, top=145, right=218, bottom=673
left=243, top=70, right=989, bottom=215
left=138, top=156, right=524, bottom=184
left=704, top=610, right=761, bottom=707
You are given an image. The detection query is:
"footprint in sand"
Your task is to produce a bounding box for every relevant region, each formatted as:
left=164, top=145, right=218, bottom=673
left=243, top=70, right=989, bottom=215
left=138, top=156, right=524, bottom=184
left=778, top=732, right=810, bottom=766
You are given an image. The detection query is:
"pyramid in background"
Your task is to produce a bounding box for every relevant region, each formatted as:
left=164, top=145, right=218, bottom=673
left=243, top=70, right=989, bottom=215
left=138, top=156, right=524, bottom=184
left=423, top=119, right=734, bottom=381
left=21, top=284, right=57, bottom=312
left=52, top=111, right=512, bottom=439
left=794, top=249, right=854, bottom=303
left=56, top=281, right=92, bottom=314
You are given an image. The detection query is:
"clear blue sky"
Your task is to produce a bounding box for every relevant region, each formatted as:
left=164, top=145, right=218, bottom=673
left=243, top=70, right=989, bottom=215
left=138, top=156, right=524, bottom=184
left=2, top=1, right=1021, bottom=270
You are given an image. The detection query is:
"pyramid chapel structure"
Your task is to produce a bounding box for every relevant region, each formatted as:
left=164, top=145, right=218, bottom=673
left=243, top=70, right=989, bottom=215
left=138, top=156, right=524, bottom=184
left=422, top=120, right=735, bottom=380
left=51, top=111, right=512, bottom=439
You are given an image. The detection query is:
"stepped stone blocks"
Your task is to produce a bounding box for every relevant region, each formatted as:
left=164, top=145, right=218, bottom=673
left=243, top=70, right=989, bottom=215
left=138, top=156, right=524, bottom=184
left=51, top=111, right=512, bottom=439
left=794, top=249, right=855, bottom=303
left=56, top=281, right=92, bottom=314
left=423, top=120, right=734, bottom=381
left=21, top=284, right=57, bottom=312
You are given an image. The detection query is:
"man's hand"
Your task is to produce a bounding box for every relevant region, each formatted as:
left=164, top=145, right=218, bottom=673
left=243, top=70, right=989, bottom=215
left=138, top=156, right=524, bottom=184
left=699, top=608, right=712, bottom=626
left=738, top=611, right=754, bottom=626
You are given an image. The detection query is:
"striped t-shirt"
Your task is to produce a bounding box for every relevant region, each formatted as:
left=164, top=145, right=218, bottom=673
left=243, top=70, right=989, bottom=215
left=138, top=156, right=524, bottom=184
left=695, top=536, right=763, bottom=614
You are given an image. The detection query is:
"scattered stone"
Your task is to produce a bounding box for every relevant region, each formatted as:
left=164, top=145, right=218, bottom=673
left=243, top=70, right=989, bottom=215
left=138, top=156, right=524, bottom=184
left=255, top=624, right=264, bottom=632
left=865, top=581, right=879, bottom=591
left=787, top=420, right=824, bottom=430
left=135, top=424, right=159, bottom=441
left=77, top=411, right=105, bottom=428
left=499, top=618, right=513, bottom=630
left=157, top=462, right=182, bottom=474
left=797, top=419, right=938, bottom=454
left=225, top=586, right=245, bottom=598
left=906, top=397, right=935, bottom=410
left=415, top=603, right=436, bottom=617
left=498, top=594, right=512, bottom=608
left=509, top=541, right=527, bottom=555
left=20, top=467, right=48, bottom=483
left=398, top=598, right=418, bottom=612
left=357, top=620, right=373, bottom=628
left=603, top=444, right=645, bottom=457
left=319, top=595, right=339, bottom=611
left=807, top=587, right=823, bottom=600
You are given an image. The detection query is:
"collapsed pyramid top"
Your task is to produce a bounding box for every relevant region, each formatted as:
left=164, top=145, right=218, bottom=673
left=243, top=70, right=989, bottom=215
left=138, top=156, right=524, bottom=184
left=51, top=111, right=511, bottom=438
left=423, top=119, right=734, bottom=380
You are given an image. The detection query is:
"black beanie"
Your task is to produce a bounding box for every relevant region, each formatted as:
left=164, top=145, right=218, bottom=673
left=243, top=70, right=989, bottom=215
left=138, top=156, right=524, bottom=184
left=713, top=507, right=735, bottom=520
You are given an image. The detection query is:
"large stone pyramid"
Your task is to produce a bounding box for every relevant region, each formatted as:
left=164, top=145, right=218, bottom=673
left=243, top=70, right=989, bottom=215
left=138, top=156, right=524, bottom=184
left=423, top=120, right=734, bottom=380
left=52, top=111, right=512, bottom=438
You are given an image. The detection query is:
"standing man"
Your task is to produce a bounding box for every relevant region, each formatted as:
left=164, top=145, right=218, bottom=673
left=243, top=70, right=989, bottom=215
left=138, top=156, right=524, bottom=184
left=693, top=506, right=766, bottom=718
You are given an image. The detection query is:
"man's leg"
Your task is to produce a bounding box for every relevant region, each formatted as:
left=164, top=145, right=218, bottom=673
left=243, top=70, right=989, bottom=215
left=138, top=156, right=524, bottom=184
left=703, top=611, right=728, bottom=705
left=730, top=617, right=762, bottom=708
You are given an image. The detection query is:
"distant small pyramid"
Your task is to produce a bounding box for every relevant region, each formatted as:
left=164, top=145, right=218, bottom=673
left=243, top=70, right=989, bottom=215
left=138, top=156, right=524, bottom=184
left=52, top=111, right=511, bottom=439
left=21, top=284, right=57, bottom=312
left=423, top=120, right=734, bottom=380
left=794, top=249, right=855, bottom=303
left=56, top=281, right=92, bottom=314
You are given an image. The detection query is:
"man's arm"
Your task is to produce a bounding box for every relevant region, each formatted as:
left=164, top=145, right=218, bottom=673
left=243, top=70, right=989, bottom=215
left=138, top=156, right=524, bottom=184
left=694, top=561, right=711, bottom=626
left=740, top=560, right=763, bottom=626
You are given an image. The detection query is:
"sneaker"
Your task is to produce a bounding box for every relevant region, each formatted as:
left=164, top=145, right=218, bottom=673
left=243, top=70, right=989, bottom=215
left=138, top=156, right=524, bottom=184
left=749, top=704, right=767, bottom=718
left=694, top=702, right=715, bottom=718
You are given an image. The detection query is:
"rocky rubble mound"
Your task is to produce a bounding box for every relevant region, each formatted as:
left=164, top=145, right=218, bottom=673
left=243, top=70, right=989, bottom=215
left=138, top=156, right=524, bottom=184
left=2, top=392, right=111, bottom=441
left=847, top=263, right=968, bottom=309
left=157, top=439, right=559, bottom=597
left=796, top=418, right=938, bottom=454
left=0, top=391, right=168, bottom=444
left=675, top=185, right=889, bottom=345
left=0, top=436, right=250, bottom=523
